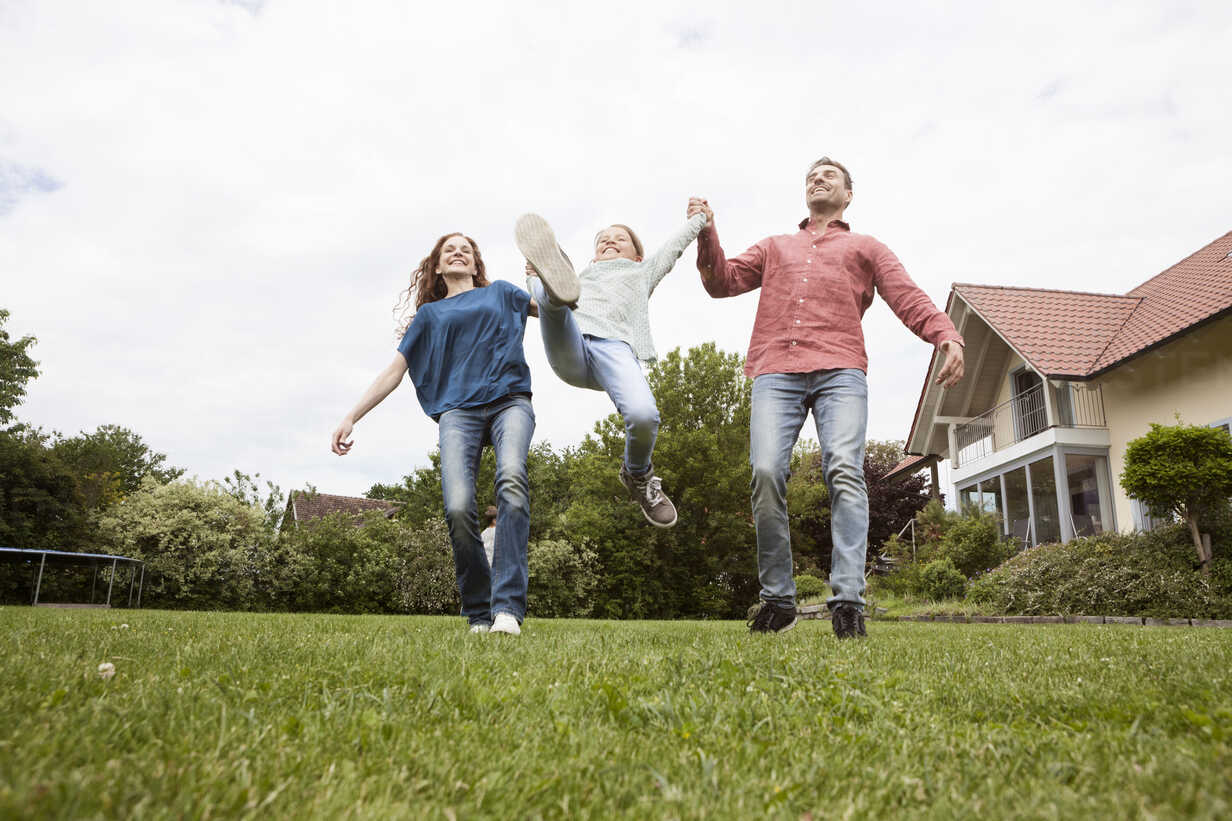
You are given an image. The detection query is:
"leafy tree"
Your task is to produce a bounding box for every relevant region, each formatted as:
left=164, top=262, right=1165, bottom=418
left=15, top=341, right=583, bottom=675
left=222, top=470, right=287, bottom=532
left=564, top=343, right=758, bottom=618
left=0, top=308, right=39, bottom=427
left=0, top=427, right=89, bottom=550
left=865, top=439, right=934, bottom=552
left=51, top=424, right=183, bottom=510
left=1121, top=422, right=1232, bottom=575
left=785, top=441, right=831, bottom=573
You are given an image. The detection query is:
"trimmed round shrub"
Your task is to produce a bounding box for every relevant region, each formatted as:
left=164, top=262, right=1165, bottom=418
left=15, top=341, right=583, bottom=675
left=938, top=512, right=1014, bottom=577
left=794, top=573, right=828, bottom=599
left=919, top=558, right=967, bottom=601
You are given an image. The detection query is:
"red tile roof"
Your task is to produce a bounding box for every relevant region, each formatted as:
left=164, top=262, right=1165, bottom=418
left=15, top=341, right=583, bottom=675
left=288, top=492, right=399, bottom=524
left=885, top=453, right=935, bottom=482
left=955, top=230, right=1232, bottom=378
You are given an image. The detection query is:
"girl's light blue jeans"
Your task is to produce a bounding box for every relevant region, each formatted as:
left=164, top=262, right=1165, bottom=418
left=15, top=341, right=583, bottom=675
left=750, top=369, right=869, bottom=611
left=438, top=393, right=535, bottom=625
left=529, top=278, right=658, bottom=475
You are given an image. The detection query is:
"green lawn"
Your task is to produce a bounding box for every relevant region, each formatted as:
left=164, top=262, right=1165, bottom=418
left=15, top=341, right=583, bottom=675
left=1, top=608, right=1229, bottom=819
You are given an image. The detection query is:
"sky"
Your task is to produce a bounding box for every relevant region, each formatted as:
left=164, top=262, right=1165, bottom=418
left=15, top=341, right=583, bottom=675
left=3, top=0, right=1231, bottom=502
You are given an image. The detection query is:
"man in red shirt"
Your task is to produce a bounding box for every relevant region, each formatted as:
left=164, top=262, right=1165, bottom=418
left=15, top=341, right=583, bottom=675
left=690, top=157, right=965, bottom=638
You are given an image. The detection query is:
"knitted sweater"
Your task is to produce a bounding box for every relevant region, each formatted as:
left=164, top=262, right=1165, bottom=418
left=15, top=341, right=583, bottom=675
left=571, top=212, right=708, bottom=362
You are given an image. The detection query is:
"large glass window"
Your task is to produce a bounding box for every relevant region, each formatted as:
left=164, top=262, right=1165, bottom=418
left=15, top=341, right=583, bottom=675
left=978, top=478, right=1003, bottom=528
left=1003, top=467, right=1031, bottom=548
left=1066, top=454, right=1106, bottom=536
left=1029, top=456, right=1061, bottom=545
left=958, top=485, right=981, bottom=514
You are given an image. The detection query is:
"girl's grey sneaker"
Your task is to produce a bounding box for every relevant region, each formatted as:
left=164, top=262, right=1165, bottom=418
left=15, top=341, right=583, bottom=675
left=619, top=463, right=678, bottom=528
left=747, top=602, right=798, bottom=634
left=515, top=213, right=580, bottom=308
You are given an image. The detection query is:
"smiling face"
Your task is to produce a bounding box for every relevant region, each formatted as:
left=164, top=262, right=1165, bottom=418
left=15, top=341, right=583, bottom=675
left=804, top=162, right=852, bottom=213
left=593, top=225, right=643, bottom=262
left=435, top=234, right=477, bottom=277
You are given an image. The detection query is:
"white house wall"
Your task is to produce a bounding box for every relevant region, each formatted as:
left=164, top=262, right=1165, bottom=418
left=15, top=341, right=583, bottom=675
left=1093, top=314, right=1232, bottom=534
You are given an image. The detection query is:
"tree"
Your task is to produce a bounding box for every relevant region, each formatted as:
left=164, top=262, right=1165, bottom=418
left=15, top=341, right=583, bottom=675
left=785, top=438, right=934, bottom=573
left=0, top=427, right=88, bottom=550
left=865, top=439, right=933, bottom=552
left=0, top=308, right=39, bottom=427
left=563, top=343, right=759, bottom=618
left=1121, top=422, right=1232, bottom=575
left=51, top=424, right=183, bottom=509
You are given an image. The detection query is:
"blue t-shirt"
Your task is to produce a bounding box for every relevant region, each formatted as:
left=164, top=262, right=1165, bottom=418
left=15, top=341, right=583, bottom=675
left=396, top=280, right=533, bottom=420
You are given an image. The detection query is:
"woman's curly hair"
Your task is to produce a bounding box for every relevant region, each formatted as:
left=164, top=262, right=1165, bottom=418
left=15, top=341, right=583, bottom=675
left=393, top=232, right=490, bottom=337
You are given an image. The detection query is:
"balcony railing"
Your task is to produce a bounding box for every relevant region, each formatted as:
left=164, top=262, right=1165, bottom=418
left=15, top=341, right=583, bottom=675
left=954, top=382, right=1106, bottom=467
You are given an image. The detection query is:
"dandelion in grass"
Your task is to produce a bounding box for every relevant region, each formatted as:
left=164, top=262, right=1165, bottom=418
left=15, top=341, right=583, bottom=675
left=98, top=662, right=116, bottom=680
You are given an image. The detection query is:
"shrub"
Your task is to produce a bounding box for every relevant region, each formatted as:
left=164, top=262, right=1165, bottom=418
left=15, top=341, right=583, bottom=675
left=268, top=512, right=406, bottom=613
left=874, top=561, right=924, bottom=598
left=967, top=524, right=1232, bottom=617
left=95, top=477, right=269, bottom=610
left=527, top=538, right=599, bottom=618
left=919, top=558, right=966, bottom=601
left=793, top=573, right=828, bottom=600
left=394, top=516, right=459, bottom=615
left=938, top=512, right=1014, bottom=578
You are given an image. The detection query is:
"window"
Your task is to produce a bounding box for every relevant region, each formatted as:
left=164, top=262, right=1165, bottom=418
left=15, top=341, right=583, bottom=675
left=1028, top=455, right=1061, bottom=544
left=1065, top=454, right=1107, bottom=536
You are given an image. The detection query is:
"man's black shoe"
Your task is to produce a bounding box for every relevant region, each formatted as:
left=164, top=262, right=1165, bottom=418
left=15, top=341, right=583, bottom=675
left=831, top=603, right=866, bottom=639
left=747, top=602, right=798, bottom=634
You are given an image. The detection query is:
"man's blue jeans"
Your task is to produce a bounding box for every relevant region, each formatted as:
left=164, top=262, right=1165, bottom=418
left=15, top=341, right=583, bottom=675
left=529, top=278, right=659, bottom=474
left=438, top=393, right=535, bottom=625
left=750, top=369, right=869, bottom=611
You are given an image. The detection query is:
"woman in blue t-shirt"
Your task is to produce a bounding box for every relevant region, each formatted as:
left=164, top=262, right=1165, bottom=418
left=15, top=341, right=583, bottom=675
left=331, top=232, right=536, bottom=637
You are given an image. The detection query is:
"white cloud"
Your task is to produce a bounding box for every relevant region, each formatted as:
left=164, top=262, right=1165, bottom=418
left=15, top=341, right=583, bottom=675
left=2, top=0, right=1230, bottom=500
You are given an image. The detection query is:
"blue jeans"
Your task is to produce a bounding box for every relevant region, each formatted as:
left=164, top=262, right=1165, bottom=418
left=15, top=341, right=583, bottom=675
left=529, top=278, right=658, bottom=474
left=438, top=393, right=535, bottom=625
left=750, top=369, right=869, bottom=611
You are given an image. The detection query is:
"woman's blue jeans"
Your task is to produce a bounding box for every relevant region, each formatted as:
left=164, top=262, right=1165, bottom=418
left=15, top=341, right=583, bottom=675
left=529, top=278, right=659, bottom=474
left=438, top=393, right=535, bottom=625
left=750, top=369, right=869, bottom=611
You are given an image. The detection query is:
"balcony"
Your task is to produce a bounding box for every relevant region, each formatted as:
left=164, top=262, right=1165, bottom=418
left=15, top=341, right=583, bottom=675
left=955, top=382, right=1106, bottom=468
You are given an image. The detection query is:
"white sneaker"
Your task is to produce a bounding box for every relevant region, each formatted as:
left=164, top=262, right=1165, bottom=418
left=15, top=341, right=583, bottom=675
left=490, top=613, right=521, bottom=636
left=468, top=623, right=490, bottom=634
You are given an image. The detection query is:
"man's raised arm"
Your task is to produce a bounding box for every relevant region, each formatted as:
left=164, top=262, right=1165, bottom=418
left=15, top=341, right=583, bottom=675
left=687, top=197, right=765, bottom=298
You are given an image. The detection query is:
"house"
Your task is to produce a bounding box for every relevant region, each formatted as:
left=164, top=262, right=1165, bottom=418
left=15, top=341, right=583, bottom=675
left=281, top=491, right=400, bottom=528
left=891, top=229, right=1232, bottom=548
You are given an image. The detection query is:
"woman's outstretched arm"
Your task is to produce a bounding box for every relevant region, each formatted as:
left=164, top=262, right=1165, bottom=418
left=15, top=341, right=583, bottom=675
left=330, top=353, right=408, bottom=455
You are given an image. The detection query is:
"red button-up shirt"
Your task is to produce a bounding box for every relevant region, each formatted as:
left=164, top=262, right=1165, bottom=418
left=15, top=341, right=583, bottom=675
left=697, top=218, right=962, bottom=378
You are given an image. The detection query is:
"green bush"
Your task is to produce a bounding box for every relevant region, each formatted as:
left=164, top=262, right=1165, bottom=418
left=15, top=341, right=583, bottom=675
left=967, top=524, right=1232, bottom=617
left=267, top=512, right=407, bottom=614
left=919, top=558, right=967, bottom=601
left=527, top=538, right=599, bottom=618
left=793, top=573, right=828, bottom=600
left=938, top=512, right=1014, bottom=577
left=873, top=561, right=924, bottom=598
left=394, top=516, right=459, bottom=615
left=95, top=477, right=269, bottom=610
